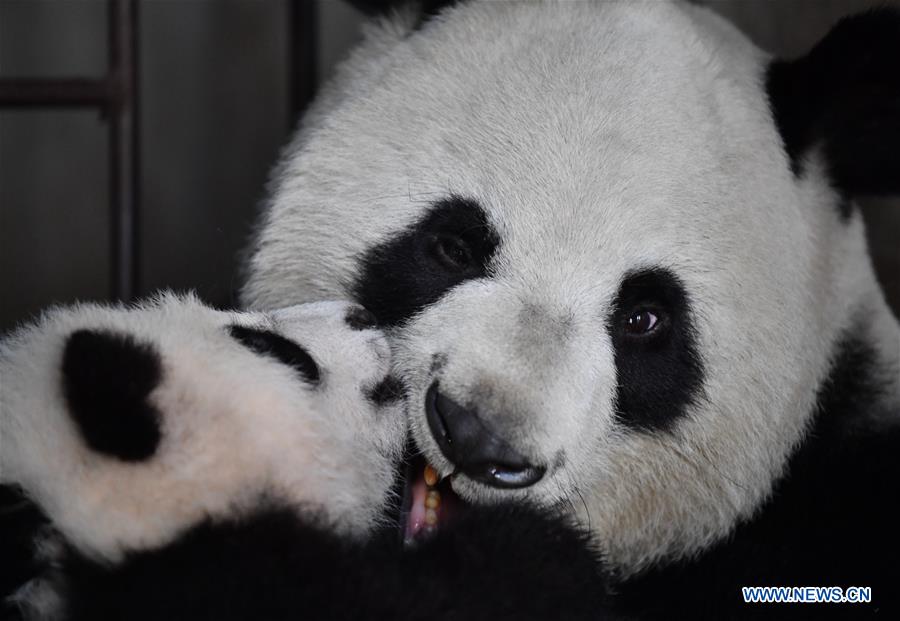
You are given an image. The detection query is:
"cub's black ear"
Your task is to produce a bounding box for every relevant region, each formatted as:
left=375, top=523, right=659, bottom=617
left=62, top=330, right=162, bottom=462
left=767, top=8, right=900, bottom=198
left=346, top=0, right=458, bottom=19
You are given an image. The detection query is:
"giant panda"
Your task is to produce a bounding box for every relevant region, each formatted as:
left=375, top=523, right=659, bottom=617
left=3, top=1, right=899, bottom=619
left=0, top=294, right=608, bottom=621
left=241, top=0, right=900, bottom=617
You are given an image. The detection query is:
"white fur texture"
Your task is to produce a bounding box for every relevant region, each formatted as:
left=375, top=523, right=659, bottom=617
left=0, top=293, right=407, bottom=562
left=243, top=0, right=900, bottom=574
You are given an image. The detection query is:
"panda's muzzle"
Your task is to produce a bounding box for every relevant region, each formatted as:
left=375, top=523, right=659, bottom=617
left=425, top=382, right=545, bottom=489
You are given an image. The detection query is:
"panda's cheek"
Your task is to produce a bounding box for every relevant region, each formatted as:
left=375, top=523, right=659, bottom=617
left=372, top=404, right=410, bottom=462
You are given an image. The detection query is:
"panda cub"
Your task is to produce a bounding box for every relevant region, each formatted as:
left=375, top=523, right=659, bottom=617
left=0, top=294, right=608, bottom=621
left=0, top=294, right=404, bottom=615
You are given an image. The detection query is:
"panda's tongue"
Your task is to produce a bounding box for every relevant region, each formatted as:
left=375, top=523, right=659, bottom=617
left=404, top=463, right=458, bottom=544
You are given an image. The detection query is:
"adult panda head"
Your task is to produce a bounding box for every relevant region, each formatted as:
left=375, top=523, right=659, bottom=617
left=242, top=0, right=900, bottom=574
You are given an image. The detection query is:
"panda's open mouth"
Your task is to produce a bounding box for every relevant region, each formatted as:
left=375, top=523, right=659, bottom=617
left=397, top=453, right=462, bottom=545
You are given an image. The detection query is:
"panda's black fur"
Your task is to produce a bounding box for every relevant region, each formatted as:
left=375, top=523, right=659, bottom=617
left=617, top=335, right=900, bottom=618
left=6, top=498, right=609, bottom=621
left=50, top=505, right=613, bottom=621
left=0, top=487, right=50, bottom=615
left=61, top=330, right=164, bottom=462
left=767, top=8, right=900, bottom=202
left=3, top=496, right=612, bottom=621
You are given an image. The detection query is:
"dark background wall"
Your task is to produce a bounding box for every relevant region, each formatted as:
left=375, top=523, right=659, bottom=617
left=0, top=0, right=365, bottom=331
left=1, top=0, right=897, bottom=333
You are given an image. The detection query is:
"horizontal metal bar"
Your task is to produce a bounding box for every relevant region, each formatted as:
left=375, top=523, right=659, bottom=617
left=0, top=78, right=116, bottom=108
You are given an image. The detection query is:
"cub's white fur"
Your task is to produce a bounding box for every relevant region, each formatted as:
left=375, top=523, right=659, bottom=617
left=0, top=293, right=406, bottom=563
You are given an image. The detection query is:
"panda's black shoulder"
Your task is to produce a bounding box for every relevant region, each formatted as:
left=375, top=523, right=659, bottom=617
left=615, top=336, right=900, bottom=619
left=58, top=503, right=616, bottom=621
left=0, top=485, right=50, bottom=617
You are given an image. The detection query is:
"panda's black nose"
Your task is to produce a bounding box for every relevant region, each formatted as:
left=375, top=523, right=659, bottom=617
left=425, top=382, right=544, bottom=489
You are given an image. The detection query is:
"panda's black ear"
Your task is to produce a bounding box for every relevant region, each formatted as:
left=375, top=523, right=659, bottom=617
left=766, top=8, right=900, bottom=198
left=62, top=330, right=162, bottom=462
left=346, top=0, right=458, bottom=19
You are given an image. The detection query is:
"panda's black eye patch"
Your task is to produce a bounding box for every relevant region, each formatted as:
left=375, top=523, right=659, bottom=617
left=62, top=330, right=162, bottom=462
left=609, top=268, right=704, bottom=431
left=228, top=326, right=320, bottom=384
left=344, top=305, right=378, bottom=331
left=354, top=195, right=499, bottom=327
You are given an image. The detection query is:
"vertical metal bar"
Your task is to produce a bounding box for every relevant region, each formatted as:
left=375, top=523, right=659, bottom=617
left=288, top=0, right=318, bottom=128
left=107, top=0, right=139, bottom=301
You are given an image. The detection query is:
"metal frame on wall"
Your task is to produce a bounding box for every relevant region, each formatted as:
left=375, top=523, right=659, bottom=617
left=0, top=0, right=318, bottom=303
left=0, top=0, right=140, bottom=302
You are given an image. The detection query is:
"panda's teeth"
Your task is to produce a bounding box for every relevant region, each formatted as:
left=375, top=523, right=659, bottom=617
left=403, top=458, right=468, bottom=545
left=421, top=465, right=441, bottom=532
left=423, top=465, right=441, bottom=523
left=404, top=462, right=446, bottom=544
left=424, top=464, right=439, bottom=487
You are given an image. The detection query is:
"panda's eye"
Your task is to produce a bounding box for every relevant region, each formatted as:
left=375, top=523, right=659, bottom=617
left=624, top=310, right=660, bottom=336
left=430, top=234, right=473, bottom=271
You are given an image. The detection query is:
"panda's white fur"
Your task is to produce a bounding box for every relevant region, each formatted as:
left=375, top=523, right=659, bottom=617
left=244, top=0, right=900, bottom=575
left=0, top=293, right=406, bottom=564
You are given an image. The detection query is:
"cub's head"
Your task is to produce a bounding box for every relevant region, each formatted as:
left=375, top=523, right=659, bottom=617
left=0, top=294, right=406, bottom=562
left=244, top=1, right=900, bottom=571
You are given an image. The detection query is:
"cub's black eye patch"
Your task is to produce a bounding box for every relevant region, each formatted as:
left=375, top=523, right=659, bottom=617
left=62, top=330, right=162, bottom=462
left=354, top=195, right=499, bottom=327
left=228, top=325, right=320, bottom=384
left=366, top=375, right=407, bottom=406
left=344, top=306, right=378, bottom=331
left=609, top=268, right=704, bottom=431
